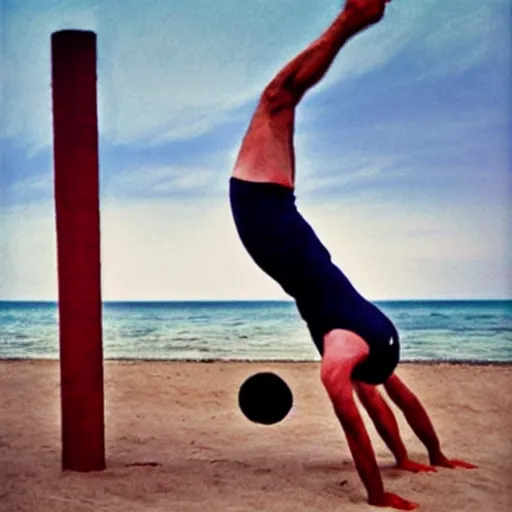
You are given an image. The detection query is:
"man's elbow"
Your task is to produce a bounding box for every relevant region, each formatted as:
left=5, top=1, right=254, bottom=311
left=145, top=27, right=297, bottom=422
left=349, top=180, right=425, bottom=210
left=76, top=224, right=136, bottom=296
left=321, top=362, right=359, bottom=422
left=320, top=358, right=351, bottom=397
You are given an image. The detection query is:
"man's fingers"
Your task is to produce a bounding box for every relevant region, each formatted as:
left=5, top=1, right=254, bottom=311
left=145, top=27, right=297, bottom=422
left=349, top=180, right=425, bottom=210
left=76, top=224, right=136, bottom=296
left=450, top=459, right=478, bottom=469
left=389, top=494, right=419, bottom=511
left=396, top=459, right=437, bottom=473
left=372, top=492, right=420, bottom=510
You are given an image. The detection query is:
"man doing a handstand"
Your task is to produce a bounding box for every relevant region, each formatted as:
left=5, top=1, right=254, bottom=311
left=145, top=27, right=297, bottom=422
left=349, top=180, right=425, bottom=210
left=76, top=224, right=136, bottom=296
left=229, top=1, right=476, bottom=509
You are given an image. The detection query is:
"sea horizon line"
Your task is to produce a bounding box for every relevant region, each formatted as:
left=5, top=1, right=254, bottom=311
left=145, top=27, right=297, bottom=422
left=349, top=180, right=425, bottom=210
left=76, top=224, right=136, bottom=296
left=1, top=298, right=511, bottom=305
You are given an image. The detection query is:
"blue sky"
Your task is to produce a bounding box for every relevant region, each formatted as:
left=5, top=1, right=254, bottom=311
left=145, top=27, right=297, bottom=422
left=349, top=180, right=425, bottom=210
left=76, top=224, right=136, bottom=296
left=1, top=0, right=511, bottom=300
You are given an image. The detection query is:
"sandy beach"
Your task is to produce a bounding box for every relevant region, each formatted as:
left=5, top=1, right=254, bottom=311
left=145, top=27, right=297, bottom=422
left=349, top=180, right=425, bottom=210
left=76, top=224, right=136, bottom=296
left=1, top=360, right=511, bottom=511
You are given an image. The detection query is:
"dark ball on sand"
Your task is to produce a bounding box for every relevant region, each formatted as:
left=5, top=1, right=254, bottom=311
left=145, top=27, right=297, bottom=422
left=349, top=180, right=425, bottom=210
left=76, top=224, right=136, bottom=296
left=238, top=372, right=293, bottom=425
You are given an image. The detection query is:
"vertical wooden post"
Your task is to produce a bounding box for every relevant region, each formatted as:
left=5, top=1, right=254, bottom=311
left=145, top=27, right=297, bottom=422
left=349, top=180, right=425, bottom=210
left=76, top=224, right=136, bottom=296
left=51, top=30, right=105, bottom=472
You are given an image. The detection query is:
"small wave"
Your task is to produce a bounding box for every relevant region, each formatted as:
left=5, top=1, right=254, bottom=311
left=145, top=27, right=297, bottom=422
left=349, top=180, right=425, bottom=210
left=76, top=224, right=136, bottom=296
left=10, top=333, right=33, bottom=340
left=486, top=326, right=512, bottom=334
left=119, top=328, right=158, bottom=338
left=171, top=336, right=201, bottom=342
left=429, top=312, right=448, bottom=318
left=463, top=314, right=497, bottom=320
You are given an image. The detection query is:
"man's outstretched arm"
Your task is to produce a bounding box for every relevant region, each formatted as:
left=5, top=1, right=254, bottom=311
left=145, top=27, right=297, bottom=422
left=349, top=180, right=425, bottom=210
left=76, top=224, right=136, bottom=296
left=325, top=374, right=418, bottom=509
left=383, top=374, right=477, bottom=469
left=321, top=331, right=418, bottom=510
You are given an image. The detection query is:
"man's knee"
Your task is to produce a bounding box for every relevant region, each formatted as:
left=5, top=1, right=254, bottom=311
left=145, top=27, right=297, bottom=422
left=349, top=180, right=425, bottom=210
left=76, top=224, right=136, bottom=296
left=260, top=81, right=296, bottom=113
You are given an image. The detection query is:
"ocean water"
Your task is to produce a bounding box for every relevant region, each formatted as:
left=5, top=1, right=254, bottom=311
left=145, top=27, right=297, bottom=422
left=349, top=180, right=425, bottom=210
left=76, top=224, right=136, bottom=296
left=0, top=300, right=511, bottom=362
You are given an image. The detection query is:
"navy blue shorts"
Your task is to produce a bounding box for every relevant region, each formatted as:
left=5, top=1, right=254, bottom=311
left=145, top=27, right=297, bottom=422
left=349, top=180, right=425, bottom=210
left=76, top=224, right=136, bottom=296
left=229, top=177, right=400, bottom=385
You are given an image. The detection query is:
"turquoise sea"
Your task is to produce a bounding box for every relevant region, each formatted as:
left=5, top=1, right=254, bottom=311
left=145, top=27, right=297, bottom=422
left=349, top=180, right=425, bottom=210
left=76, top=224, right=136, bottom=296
left=0, top=300, right=511, bottom=362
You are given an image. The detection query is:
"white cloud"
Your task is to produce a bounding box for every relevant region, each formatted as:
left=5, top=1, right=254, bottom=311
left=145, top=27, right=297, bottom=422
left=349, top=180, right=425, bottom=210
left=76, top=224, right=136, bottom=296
left=2, top=3, right=100, bottom=155
left=2, top=0, right=333, bottom=152
left=4, top=0, right=501, bottom=155
left=0, top=202, right=58, bottom=300
left=101, top=141, right=236, bottom=199
left=7, top=173, right=53, bottom=200
left=111, top=165, right=224, bottom=196
left=1, top=193, right=509, bottom=300
left=98, top=198, right=288, bottom=301
left=294, top=140, right=402, bottom=194
left=297, top=197, right=511, bottom=300
left=1, top=1, right=509, bottom=301
left=308, top=0, right=499, bottom=94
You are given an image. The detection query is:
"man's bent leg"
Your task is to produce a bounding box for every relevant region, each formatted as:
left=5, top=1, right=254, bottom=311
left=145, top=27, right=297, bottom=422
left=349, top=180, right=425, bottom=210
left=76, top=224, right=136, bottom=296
left=264, top=0, right=392, bottom=109
left=355, top=382, right=436, bottom=472
left=355, top=382, right=408, bottom=464
left=384, top=374, right=478, bottom=470
left=233, top=1, right=392, bottom=186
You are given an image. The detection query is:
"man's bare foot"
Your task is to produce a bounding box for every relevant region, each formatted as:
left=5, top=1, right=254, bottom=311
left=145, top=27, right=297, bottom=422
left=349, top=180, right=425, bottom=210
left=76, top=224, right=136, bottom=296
left=343, top=0, right=392, bottom=31
left=369, top=492, right=419, bottom=510
left=395, top=458, right=437, bottom=473
left=430, top=452, right=478, bottom=469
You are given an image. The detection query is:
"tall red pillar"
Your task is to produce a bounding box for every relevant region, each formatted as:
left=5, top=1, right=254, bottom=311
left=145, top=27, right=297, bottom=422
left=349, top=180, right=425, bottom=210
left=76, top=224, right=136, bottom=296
left=51, top=30, right=106, bottom=472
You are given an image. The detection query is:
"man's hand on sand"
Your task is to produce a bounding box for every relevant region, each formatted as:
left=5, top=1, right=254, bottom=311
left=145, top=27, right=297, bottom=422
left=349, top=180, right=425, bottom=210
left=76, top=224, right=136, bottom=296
left=395, top=458, right=437, bottom=473
left=343, top=0, right=392, bottom=30
left=430, top=453, right=478, bottom=469
left=369, top=492, right=419, bottom=510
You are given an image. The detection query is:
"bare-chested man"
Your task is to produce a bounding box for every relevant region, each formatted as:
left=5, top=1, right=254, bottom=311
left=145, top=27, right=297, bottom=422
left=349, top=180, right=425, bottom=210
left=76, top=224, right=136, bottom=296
left=229, top=1, right=477, bottom=509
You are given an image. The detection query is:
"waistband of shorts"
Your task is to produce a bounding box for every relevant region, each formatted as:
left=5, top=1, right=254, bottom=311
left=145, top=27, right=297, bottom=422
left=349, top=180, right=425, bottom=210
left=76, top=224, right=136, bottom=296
left=230, top=177, right=295, bottom=198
